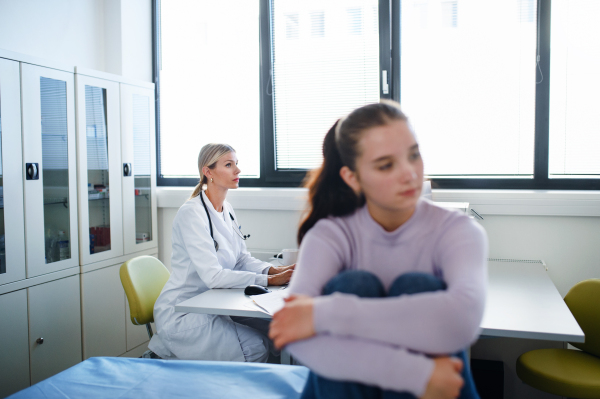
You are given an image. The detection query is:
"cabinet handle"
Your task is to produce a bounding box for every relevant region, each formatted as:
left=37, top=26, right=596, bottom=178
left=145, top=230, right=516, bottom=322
left=36, top=337, right=44, bottom=345
left=26, top=163, right=39, bottom=180
left=123, top=163, right=132, bottom=177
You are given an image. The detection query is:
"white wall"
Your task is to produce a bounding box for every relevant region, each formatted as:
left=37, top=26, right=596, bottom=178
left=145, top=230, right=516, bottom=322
left=0, top=0, right=152, bottom=82
left=158, top=200, right=600, bottom=297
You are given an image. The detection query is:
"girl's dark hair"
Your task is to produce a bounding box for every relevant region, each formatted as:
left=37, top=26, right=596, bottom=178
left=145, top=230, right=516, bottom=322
left=297, top=101, right=408, bottom=244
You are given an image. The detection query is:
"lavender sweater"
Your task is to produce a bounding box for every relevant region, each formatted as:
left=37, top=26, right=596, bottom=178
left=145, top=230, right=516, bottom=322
left=286, top=198, right=488, bottom=396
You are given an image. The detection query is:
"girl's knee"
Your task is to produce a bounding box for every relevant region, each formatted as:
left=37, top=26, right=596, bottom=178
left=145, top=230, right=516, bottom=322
left=388, top=272, right=446, bottom=297
left=322, top=270, right=385, bottom=298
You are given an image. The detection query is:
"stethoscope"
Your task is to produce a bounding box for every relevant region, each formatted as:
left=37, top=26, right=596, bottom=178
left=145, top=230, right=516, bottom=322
left=200, top=192, right=250, bottom=252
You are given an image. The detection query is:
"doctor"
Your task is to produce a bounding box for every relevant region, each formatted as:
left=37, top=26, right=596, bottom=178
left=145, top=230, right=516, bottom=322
left=148, top=143, right=294, bottom=362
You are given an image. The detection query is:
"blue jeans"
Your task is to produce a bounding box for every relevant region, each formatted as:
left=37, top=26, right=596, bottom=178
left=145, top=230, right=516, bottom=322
left=300, top=271, right=480, bottom=399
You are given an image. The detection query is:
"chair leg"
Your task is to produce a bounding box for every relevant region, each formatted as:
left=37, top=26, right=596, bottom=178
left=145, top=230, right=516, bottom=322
left=146, top=323, right=153, bottom=340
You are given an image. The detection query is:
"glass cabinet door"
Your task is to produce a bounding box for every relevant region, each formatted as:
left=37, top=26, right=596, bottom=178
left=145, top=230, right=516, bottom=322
left=75, top=74, right=123, bottom=266
left=22, top=63, right=79, bottom=278
left=121, top=84, right=157, bottom=255
left=0, top=58, right=26, bottom=286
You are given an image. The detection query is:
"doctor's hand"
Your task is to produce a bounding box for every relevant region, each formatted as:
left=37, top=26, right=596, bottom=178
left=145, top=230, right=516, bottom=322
left=267, top=269, right=294, bottom=286
left=268, top=264, right=295, bottom=275
left=269, top=294, right=315, bottom=349
left=421, top=357, right=464, bottom=399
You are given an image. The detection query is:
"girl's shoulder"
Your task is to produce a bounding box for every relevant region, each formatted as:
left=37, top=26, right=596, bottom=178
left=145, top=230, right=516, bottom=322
left=307, top=209, right=362, bottom=246
left=419, top=199, right=487, bottom=243
left=419, top=198, right=469, bottom=224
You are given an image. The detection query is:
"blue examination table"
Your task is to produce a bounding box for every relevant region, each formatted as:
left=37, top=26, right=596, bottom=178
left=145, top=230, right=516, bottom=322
left=9, top=357, right=310, bottom=398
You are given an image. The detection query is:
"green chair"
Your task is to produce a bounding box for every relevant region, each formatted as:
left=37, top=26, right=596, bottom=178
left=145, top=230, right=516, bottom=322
left=119, top=255, right=170, bottom=339
left=516, top=279, right=600, bottom=398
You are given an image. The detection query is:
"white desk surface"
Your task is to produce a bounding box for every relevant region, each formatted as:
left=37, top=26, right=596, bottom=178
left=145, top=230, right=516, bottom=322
left=480, top=261, right=583, bottom=342
left=176, top=286, right=286, bottom=320
left=175, top=262, right=585, bottom=343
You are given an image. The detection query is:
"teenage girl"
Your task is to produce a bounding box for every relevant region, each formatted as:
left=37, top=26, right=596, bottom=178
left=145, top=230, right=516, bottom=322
left=269, top=101, right=487, bottom=399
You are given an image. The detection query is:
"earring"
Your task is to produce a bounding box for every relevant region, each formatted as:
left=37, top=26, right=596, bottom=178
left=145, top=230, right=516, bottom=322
left=210, top=178, right=213, bottom=183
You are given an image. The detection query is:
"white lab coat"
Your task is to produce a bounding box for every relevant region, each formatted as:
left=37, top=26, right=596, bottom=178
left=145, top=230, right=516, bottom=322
left=148, top=191, right=272, bottom=361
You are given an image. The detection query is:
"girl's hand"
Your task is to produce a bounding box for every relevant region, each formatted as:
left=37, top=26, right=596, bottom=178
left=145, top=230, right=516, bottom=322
left=421, top=357, right=464, bottom=399
left=269, top=294, right=315, bottom=349
left=268, top=264, right=296, bottom=275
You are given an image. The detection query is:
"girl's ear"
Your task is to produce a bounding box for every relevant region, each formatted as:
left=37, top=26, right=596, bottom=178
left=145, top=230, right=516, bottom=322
left=340, top=166, right=361, bottom=195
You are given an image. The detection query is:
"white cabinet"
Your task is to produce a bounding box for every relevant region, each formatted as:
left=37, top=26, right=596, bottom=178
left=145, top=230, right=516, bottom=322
left=0, top=50, right=159, bottom=395
left=21, top=63, right=79, bottom=278
left=0, top=275, right=82, bottom=398
left=81, top=252, right=158, bottom=358
left=120, top=84, right=158, bottom=255
left=75, top=74, right=124, bottom=265
left=75, top=72, right=158, bottom=264
left=0, top=289, right=30, bottom=398
left=81, top=264, right=126, bottom=359
left=28, top=275, right=82, bottom=385
left=0, top=58, right=26, bottom=286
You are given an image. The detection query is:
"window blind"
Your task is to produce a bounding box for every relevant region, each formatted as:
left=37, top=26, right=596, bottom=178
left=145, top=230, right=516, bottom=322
left=549, top=0, right=600, bottom=177
left=85, top=86, right=109, bottom=171
left=133, top=94, right=151, bottom=176
left=272, top=0, right=380, bottom=170
left=40, top=77, right=69, bottom=170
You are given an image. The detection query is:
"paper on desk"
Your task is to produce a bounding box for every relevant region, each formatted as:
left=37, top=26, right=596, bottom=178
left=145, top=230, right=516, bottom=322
left=250, top=290, right=289, bottom=316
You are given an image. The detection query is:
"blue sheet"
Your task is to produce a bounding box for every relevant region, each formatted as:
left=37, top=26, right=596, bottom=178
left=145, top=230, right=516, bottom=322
left=10, top=357, right=310, bottom=399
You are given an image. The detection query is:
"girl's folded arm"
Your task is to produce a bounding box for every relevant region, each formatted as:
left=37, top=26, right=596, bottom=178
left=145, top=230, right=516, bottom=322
left=313, top=219, right=488, bottom=354
left=287, top=334, right=434, bottom=397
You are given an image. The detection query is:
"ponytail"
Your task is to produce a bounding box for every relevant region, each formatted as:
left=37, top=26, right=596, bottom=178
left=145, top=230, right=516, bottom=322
left=297, top=121, right=364, bottom=244
left=189, top=183, right=203, bottom=200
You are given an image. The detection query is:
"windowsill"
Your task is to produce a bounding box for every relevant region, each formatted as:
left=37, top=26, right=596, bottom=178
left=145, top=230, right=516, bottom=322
left=157, top=187, right=600, bottom=217
left=157, top=187, right=309, bottom=211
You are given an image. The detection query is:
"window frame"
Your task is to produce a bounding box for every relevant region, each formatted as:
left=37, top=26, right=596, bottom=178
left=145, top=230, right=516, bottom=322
left=153, top=0, right=600, bottom=190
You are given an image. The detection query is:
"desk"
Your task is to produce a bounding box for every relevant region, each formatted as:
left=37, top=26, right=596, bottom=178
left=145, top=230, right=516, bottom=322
left=480, top=261, right=584, bottom=342
left=175, top=286, right=285, bottom=319
left=176, top=262, right=585, bottom=347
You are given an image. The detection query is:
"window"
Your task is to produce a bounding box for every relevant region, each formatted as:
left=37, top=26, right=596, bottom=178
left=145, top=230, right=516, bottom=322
left=549, top=0, right=600, bottom=177
left=401, top=0, right=536, bottom=177
left=154, top=0, right=600, bottom=190
left=157, top=0, right=261, bottom=181
left=272, top=1, right=380, bottom=171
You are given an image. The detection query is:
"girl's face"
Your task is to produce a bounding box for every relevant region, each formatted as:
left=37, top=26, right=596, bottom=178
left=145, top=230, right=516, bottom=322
left=207, top=151, right=241, bottom=190
left=344, top=119, right=424, bottom=215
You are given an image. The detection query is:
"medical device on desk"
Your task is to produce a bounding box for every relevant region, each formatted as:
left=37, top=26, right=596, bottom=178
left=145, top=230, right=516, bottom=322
left=200, top=193, right=250, bottom=252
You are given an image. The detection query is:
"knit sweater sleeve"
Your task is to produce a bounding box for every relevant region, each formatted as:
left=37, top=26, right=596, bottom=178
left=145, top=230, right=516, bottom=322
left=312, top=216, right=488, bottom=355
left=286, top=219, right=435, bottom=396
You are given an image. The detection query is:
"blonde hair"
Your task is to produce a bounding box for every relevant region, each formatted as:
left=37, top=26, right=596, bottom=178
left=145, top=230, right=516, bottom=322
left=189, top=143, right=236, bottom=200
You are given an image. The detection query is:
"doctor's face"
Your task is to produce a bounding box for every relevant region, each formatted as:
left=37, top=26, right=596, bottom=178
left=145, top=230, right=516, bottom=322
left=211, top=152, right=241, bottom=190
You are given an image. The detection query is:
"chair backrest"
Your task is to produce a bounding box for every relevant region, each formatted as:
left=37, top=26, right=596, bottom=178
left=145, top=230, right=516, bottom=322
left=565, top=278, right=600, bottom=357
left=120, top=256, right=170, bottom=326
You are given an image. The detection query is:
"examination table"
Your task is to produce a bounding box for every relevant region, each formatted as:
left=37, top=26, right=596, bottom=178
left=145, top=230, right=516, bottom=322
left=9, top=357, right=310, bottom=398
